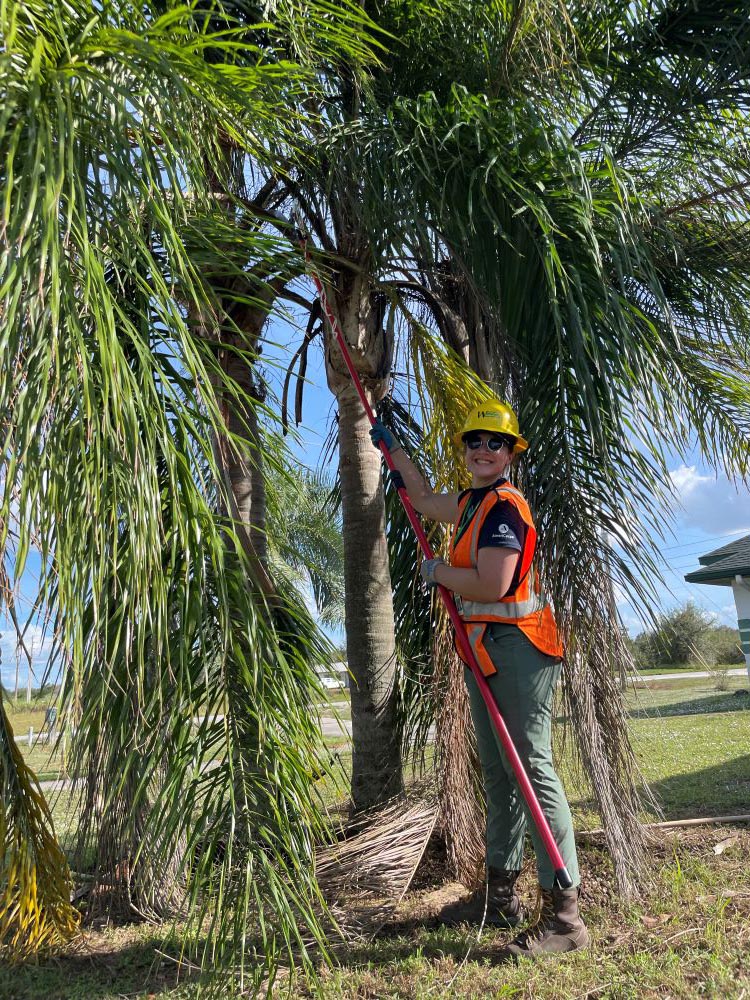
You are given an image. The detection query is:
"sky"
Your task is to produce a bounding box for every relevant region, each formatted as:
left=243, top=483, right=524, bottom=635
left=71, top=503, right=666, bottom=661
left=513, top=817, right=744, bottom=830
left=264, top=314, right=750, bottom=640
left=617, top=463, right=750, bottom=635
left=3, top=316, right=749, bottom=694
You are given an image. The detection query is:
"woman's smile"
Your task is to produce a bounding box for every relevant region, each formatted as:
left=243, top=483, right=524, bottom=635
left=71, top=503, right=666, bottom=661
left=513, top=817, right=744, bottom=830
left=466, top=444, right=509, bottom=485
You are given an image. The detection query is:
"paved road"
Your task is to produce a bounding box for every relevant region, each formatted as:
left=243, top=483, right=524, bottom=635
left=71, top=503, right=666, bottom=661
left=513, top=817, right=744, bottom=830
left=321, top=715, right=352, bottom=737
left=630, top=668, right=747, bottom=683
left=34, top=669, right=747, bottom=789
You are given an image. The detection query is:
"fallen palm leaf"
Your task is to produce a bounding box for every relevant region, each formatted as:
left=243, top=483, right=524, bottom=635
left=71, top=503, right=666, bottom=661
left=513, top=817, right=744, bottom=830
left=713, top=836, right=740, bottom=855
left=315, top=792, right=438, bottom=936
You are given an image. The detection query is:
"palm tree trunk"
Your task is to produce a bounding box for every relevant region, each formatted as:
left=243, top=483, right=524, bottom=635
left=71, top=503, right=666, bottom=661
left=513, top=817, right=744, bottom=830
left=217, top=350, right=274, bottom=595
left=337, top=386, right=404, bottom=809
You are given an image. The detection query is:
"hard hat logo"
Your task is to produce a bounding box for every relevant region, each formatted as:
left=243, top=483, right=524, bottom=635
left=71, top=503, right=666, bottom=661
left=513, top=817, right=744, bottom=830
left=453, top=400, right=529, bottom=454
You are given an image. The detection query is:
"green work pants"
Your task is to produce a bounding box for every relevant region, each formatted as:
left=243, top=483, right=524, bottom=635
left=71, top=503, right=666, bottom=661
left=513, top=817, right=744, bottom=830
left=464, top=622, right=580, bottom=888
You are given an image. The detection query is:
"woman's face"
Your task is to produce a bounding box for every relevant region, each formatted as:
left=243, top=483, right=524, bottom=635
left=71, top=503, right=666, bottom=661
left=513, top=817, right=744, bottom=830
left=463, top=432, right=512, bottom=486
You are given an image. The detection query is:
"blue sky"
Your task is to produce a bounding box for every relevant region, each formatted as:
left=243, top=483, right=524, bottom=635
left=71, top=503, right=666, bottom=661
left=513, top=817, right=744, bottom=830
left=618, top=461, right=750, bottom=632
left=3, top=317, right=748, bottom=692
left=265, top=312, right=750, bottom=639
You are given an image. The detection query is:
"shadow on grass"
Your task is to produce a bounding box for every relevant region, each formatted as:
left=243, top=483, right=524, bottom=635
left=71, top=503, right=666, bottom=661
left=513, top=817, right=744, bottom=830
left=0, top=936, right=204, bottom=1000
left=331, top=921, right=506, bottom=969
left=628, top=691, right=750, bottom=720
left=649, top=753, right=750, bottom=820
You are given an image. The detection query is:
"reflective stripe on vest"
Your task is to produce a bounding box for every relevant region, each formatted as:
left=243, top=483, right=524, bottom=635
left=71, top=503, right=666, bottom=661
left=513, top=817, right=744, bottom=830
left=465, top=622, right=497, bottom=677
left=457, top=564, right=548, bottom=620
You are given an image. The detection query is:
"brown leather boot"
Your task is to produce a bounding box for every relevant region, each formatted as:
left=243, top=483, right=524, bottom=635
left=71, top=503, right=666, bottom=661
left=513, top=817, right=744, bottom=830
left=438, top=868, right=526, bottom=928
left=498, top=887, right=589, bottom=958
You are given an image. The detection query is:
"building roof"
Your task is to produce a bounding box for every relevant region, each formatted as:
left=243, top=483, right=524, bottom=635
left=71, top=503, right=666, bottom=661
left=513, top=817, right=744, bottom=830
left=684, top=533, right=750, bottom=587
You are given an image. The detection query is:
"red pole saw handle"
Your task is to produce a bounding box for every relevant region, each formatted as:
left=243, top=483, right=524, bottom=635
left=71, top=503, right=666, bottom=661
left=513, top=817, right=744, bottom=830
left=301, top=240, right=572, bottom=890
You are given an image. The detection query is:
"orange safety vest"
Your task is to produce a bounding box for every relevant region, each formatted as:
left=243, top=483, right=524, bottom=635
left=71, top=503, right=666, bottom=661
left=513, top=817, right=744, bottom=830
left=448, top=482, right=564, bottom=676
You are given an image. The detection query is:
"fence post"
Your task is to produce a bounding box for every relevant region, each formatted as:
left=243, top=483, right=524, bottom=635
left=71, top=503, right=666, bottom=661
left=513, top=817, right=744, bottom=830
left=27, top=726, right=33, bottom=748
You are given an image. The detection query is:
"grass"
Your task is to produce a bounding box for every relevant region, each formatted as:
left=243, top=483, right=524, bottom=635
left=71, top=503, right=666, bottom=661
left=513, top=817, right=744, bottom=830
left=319, top=833, right=750, bottom=999
left=634, top=663, right=744, bottom=676
left=632, top=711, right=750, bottom=819
left=555, top=677, right=750, bottom=829
left=624, top=675, right=749, bottom=716
left=3, top=675, right=750, bottom=999
left=2, top=828, right=749, bottom=999
left=3, top=704, right=57, bottom=738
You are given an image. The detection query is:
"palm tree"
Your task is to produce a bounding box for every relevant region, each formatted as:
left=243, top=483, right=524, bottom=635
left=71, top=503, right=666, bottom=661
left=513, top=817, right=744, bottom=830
left=240, top=0, right=749, bottom=878
left=0, top=0, right=374, bottom=983
left=371, top=0, right=750, bottom=891
left=267, top=467, right=345, bottom=629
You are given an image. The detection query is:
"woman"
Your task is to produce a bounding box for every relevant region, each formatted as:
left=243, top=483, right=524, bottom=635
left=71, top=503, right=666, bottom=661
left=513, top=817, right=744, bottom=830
left=370, top=399, right=588, bottom=957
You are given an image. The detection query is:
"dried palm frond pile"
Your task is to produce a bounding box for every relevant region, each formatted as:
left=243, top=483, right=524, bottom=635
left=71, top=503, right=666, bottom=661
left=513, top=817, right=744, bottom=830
left=315, top=792, right=438, bottom=936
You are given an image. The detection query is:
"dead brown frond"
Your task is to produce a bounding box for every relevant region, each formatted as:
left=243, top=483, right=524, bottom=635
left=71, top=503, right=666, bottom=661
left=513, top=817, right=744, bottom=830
left=315, top=792, right=438, bottom=937
left=432, top=606, right=485, bottom=888
left=557, top=578, right=658, bottom=897
left=0, top=706, right=80, bottom=959
left=316, top=793, right=438, bottom=900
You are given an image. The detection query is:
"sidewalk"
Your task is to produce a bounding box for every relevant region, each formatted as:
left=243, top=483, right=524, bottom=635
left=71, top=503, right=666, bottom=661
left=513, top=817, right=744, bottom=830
left=630, top=667, right=747, bottom=683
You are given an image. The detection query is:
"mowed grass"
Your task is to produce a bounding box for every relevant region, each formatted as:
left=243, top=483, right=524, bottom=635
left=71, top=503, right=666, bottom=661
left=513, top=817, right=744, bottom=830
left=625, top=674, right=749, bottom=716
left=635, top=663, right=744, bottom=676
left=557, top=679, right=749, bottom=830
left=3, top=828, right=749, bottom=1000
left=3, top=676, right=749, bottom=999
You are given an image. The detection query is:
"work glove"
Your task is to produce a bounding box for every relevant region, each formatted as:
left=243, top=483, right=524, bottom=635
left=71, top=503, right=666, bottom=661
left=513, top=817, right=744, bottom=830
left=420, top=557, right=445, bottom=588
left=369, top=419, right=400, bottom=452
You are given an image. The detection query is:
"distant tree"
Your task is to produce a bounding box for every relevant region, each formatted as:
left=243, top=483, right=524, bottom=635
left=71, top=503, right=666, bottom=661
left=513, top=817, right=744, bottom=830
left=700, top=625, right=745, bottom=666
left=267, top=468, right=345, bottom=629
left=633, top=602, right=715, bottom=666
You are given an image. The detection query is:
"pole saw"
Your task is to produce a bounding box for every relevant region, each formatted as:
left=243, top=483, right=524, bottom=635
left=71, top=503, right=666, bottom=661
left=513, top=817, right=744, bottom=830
left=299, top=234, right=572, bottom=890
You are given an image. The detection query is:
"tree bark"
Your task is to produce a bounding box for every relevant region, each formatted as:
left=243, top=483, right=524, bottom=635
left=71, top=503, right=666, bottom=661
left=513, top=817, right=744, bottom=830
left=325, top=273, right=403, bottom=811
left=337, top=387, right=403, bottom=809
left=222, top=354, right=268, bottom=567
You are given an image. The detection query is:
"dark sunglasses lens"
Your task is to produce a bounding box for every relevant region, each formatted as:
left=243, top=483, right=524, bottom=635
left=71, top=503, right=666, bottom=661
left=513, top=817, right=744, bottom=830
left=464, top=435, right=507, bottom=451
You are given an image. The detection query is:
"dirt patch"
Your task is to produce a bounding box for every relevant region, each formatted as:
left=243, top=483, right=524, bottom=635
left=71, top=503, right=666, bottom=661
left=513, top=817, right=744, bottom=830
left=372, top=823, right=750, bottom=934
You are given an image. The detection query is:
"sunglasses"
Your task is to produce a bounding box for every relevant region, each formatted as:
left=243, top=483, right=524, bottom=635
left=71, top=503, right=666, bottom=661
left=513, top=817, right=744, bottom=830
left=463, top=434, right=510, bottom=452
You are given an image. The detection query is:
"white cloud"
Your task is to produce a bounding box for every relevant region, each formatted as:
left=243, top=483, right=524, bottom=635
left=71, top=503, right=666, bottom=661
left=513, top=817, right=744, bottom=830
left=668, top=465, right=750, bottom=534
left=0, top=623, right=57, bottom=692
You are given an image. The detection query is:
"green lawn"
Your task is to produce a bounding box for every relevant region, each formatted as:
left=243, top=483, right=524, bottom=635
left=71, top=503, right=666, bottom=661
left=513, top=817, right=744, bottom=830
left=4, top=674, right=749, bottom=999
left=632, top=710, right=750, bottom=818
left=555, top=677, right=749, bottom=828
left=625, top=675, right=748, bottom=715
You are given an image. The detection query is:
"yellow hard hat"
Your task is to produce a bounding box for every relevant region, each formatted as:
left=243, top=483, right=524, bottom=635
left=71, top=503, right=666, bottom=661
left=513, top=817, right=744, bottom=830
left=453, top=400, right=528, bottom=454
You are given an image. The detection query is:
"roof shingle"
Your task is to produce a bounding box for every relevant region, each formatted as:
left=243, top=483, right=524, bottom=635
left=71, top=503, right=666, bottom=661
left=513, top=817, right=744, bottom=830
left=684, top=534, right=750, bottom=586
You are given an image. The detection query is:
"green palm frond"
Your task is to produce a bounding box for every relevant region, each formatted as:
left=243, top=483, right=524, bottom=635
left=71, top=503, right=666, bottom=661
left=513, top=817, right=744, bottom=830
left=266, top=464, right=345, bottom=627
left=66, top=494, right=335, bottom=986
left=571, top=0, right=750, bottom=156
left=0, top=0, right=382, bottom=985
left=357, top=2, right=750, bottom=891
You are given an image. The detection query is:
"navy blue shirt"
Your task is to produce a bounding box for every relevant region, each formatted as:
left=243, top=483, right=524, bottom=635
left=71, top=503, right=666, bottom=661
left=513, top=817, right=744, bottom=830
left=456, top=479, right=526, bottom=593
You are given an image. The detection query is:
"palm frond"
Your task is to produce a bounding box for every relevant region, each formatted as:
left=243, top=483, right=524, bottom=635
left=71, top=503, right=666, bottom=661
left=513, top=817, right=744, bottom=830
left=266, top=464, right=345, bottom=627
left=0, top=703, right=79, bottom=959
left=0, top=0, right=384, bottom=986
